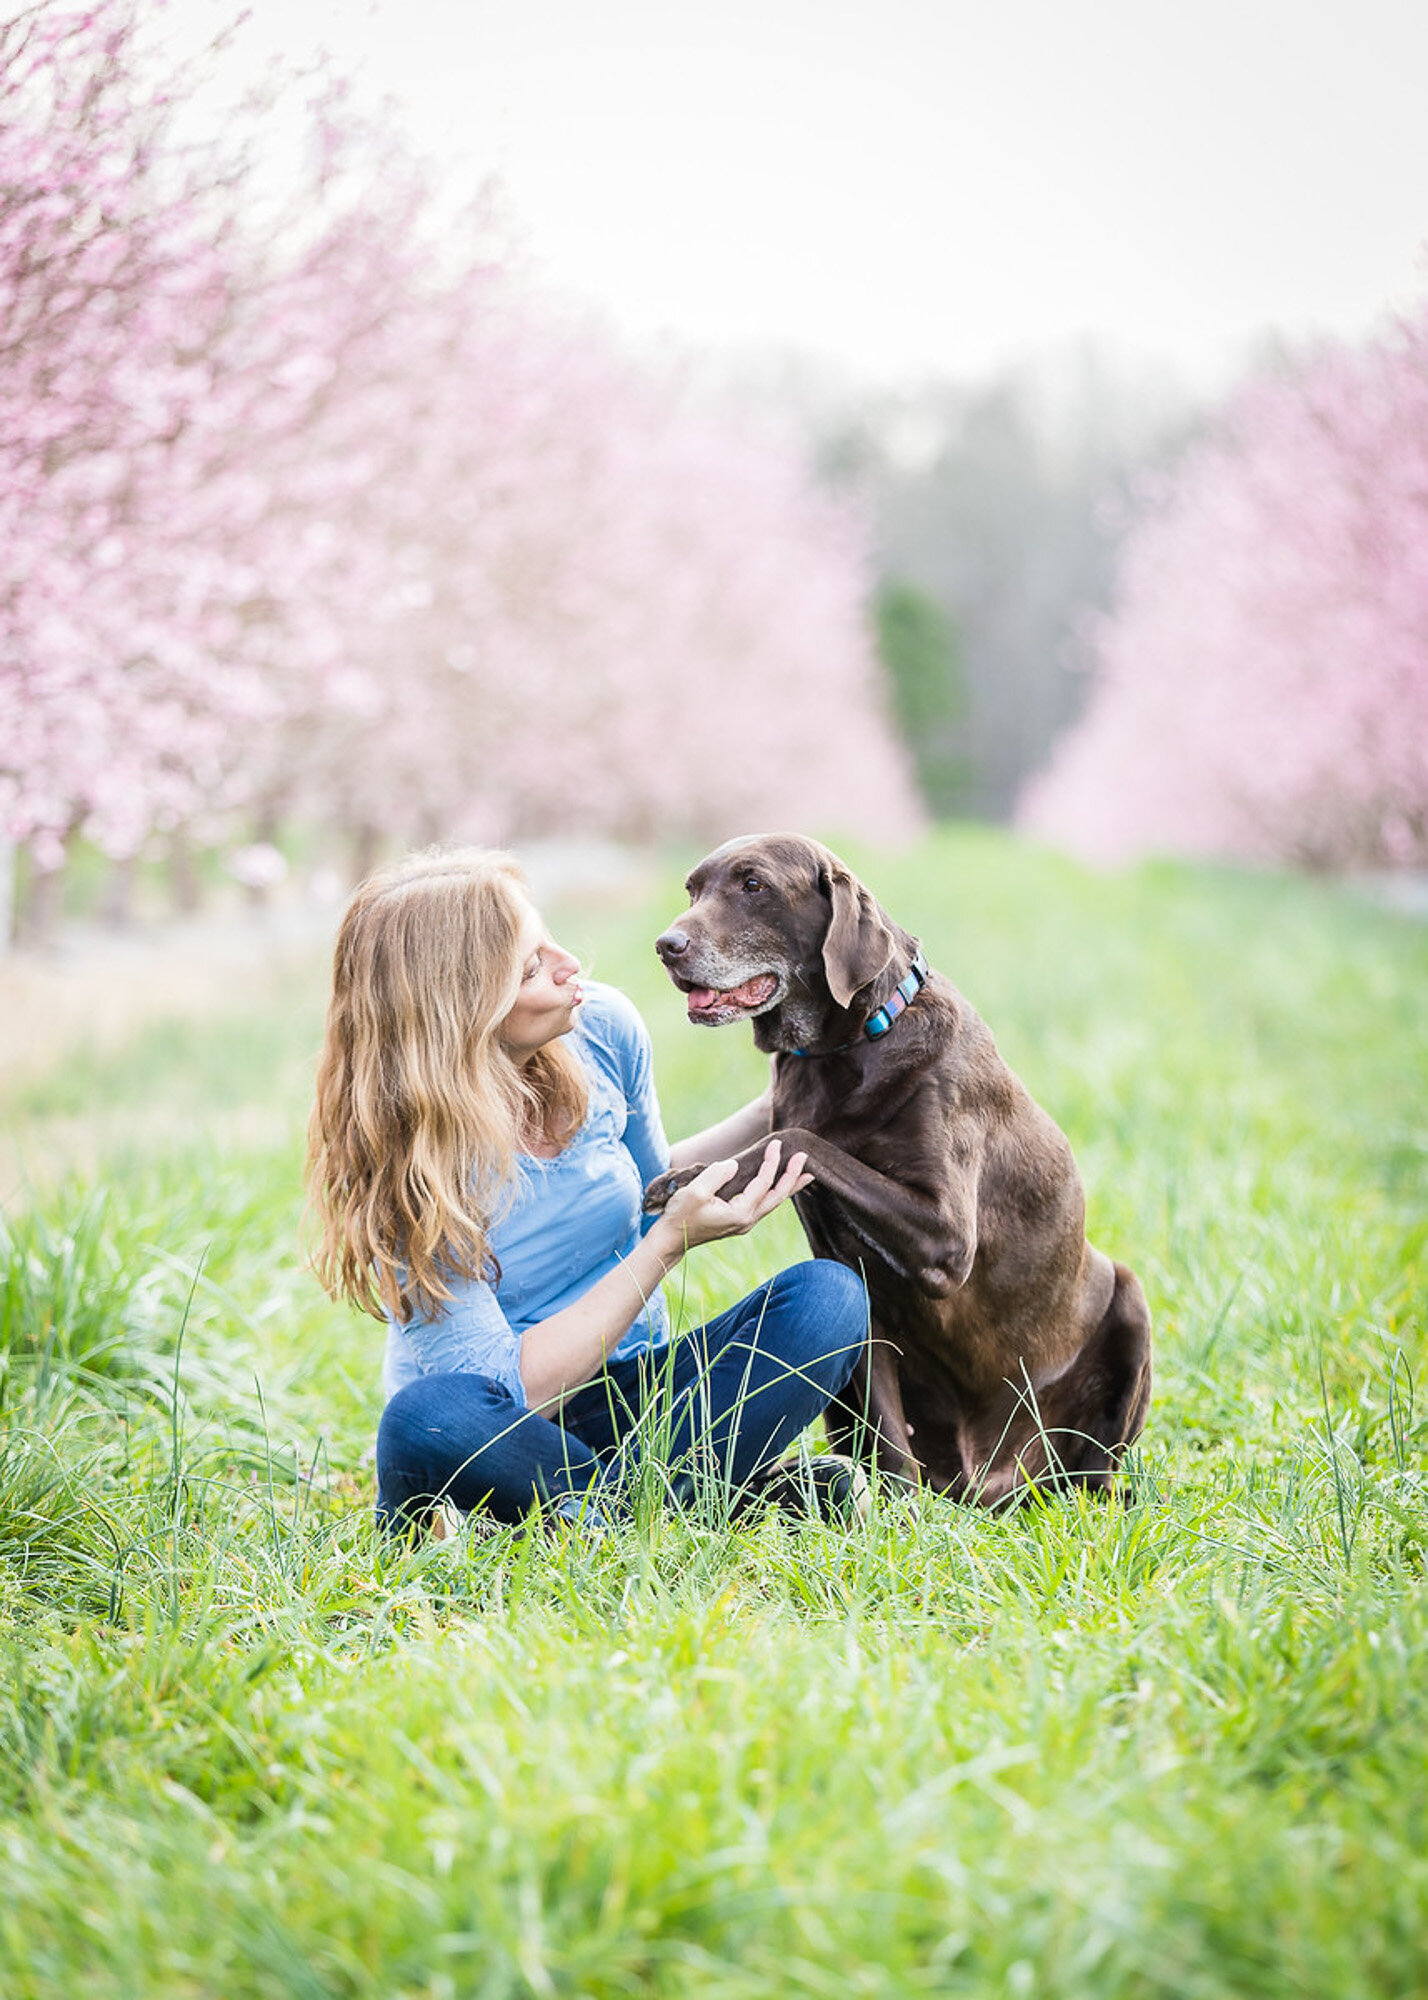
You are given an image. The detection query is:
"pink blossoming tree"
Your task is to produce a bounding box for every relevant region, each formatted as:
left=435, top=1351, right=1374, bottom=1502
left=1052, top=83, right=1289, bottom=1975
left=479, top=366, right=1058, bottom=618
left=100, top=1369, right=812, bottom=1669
left=1, top=0, right=917, bottom=927
left=1019, top=302, right=1428, bottom=869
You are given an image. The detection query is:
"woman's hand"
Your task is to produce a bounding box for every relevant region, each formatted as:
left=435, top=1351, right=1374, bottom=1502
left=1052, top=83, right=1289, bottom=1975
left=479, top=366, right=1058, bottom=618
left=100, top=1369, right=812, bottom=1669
left=524, top=1140, right=810, bottom=1408
left=650, top=1139, right=811, bottom=1254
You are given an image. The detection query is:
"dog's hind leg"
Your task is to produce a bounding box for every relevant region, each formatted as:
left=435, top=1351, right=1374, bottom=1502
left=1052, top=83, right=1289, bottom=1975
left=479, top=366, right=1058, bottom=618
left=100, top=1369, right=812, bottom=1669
left=1028, top=1262, right=1154, bottom=1496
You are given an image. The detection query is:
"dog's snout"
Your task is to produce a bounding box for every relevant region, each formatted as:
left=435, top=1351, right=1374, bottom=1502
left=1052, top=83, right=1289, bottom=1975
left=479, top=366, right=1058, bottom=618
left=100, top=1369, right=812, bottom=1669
left=656, top=928, right=691, bottom=963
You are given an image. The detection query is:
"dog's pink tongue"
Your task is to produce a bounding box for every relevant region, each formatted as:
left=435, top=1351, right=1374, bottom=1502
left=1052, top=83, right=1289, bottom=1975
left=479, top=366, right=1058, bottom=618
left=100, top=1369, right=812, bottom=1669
left=688, top=975, right=776, bottom=1016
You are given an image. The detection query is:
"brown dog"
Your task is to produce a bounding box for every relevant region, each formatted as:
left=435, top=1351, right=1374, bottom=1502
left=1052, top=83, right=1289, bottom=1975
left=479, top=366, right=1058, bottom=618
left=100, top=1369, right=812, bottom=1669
left=646, top=833, right=1152, bottom=1504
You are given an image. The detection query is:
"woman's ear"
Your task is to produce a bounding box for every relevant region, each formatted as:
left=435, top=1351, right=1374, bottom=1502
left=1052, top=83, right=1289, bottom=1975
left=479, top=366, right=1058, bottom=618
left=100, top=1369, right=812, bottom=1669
left=821, top=866, right=896, bottom=1009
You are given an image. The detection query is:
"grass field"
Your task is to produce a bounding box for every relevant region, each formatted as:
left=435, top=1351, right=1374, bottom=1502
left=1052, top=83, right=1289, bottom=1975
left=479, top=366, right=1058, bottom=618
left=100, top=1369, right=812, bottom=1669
left=1, top=828, right=1425, bottom=1999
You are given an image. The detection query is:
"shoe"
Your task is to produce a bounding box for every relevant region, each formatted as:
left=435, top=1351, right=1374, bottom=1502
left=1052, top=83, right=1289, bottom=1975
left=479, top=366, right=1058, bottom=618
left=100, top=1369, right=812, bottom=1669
left=740, top=1451, right=871, bottom=1525
left=426, top=1497, right=466, bottom=1542
left=543, top=1490, right=610, bottom=1541
left=424, top=1501, right=514, bottom=1545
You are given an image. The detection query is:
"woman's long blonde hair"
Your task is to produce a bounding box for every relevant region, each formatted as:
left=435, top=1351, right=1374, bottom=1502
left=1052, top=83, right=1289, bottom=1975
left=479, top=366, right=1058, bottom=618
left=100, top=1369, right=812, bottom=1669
left=305, top=847, right=588, bottom=1322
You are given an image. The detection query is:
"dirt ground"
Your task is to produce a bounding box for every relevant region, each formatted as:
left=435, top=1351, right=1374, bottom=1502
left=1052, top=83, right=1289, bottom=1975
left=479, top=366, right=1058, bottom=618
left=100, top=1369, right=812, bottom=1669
left=0, top=843, right=664, bottom=1202
left=0, top=896, right=342, bottom=1207
left=0, top=899, right=337, bottom=1094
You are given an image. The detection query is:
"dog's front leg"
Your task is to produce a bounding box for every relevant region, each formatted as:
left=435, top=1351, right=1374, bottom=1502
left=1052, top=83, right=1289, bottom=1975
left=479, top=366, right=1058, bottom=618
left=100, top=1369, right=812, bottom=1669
left=825, top=1333, right=922, bottom=1482
left=648, top=1129, right=979, bottom=1300
left=777, top=1127, right=980, bottom=1298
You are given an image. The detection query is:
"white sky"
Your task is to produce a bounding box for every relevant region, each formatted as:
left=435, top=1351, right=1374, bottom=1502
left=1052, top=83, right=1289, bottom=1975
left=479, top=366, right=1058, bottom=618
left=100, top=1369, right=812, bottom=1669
left=167, top=0, right=1428, bottom=390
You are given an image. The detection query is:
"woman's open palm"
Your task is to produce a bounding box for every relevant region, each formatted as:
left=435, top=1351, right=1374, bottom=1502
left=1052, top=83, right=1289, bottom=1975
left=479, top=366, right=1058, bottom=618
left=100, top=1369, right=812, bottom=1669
left=656, top=1140, right=811, bottom=1248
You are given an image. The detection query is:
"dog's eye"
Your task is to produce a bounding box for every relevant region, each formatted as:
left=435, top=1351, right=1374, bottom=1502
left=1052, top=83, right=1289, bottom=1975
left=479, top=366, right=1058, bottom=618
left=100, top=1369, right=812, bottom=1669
left=741, top=874, right=763, bottom=894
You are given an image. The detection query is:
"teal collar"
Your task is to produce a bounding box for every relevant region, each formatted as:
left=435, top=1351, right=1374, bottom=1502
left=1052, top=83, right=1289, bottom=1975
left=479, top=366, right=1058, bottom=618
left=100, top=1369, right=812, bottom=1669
left=791, top=948, right=929, bottom=1058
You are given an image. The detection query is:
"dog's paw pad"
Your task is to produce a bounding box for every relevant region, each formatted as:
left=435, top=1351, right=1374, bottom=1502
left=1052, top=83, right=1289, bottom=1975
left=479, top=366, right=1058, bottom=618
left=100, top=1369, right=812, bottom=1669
left=643, top=1169, right=696, bottom=1213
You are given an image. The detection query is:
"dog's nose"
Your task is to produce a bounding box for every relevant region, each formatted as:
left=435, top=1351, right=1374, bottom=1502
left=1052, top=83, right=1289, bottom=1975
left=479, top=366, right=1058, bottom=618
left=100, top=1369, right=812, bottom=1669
left=656, top=928, right=691, bottom=962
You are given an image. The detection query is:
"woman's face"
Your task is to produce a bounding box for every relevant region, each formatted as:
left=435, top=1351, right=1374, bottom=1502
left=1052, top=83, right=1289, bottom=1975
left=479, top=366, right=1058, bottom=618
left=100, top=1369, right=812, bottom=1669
left=499, top=896, right=583, bottom=1062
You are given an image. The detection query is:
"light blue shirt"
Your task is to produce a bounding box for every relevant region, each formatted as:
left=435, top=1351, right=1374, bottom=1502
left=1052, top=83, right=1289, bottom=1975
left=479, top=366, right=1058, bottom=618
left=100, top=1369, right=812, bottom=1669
left=380, top=983, right=673, bottom=1407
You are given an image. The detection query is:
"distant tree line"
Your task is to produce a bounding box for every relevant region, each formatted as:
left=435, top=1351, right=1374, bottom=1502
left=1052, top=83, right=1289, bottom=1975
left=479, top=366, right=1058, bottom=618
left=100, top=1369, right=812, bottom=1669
left=845, top=305, right=1428, bottom=873
left=835, top=355, right=1200, bottom=821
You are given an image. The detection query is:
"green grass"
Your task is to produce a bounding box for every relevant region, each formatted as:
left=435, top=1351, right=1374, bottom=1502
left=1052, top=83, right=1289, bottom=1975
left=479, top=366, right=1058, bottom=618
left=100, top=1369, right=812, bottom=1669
left=1, top=827, right=1425, bottom=1999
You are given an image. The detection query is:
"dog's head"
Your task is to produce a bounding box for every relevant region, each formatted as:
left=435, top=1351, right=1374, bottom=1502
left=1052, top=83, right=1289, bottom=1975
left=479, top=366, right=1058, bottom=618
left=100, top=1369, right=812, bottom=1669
left=655, top=833, right=900, bottom=1051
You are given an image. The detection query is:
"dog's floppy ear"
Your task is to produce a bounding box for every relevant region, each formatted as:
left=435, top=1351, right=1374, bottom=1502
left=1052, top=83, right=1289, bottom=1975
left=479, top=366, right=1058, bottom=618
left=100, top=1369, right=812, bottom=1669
left=822, top=863, right=897, bottom=1010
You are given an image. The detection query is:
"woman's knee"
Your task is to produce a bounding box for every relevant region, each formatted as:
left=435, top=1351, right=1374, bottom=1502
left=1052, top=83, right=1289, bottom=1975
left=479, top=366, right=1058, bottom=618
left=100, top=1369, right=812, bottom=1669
left=804, top=1258, right=869, bottom=1380
left=375, top=1372, right=600, bottom=1526
left=770, top=1255, right=867, bottom=1325
left=376, top=1372, right=517, bottom=1478
left=756, top=1258, right=869, bottom=1390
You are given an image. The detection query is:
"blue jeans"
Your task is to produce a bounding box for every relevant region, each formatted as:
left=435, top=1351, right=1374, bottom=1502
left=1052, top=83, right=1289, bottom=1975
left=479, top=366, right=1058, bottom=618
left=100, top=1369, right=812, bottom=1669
left=375, top=1259, right=867, bottom=1528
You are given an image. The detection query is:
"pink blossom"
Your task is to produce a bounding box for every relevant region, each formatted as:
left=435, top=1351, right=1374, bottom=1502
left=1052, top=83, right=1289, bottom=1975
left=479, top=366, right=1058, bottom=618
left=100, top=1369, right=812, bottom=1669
left=3, top=2, right=919, bottom=877
left=1019, top=304, right=1428, bottom=870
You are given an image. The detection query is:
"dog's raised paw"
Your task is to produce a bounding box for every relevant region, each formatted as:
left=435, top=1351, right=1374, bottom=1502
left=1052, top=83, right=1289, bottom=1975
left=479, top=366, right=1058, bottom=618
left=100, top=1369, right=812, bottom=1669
left=642, top=1167, right=701, bottom=1214
left=642, top=1174, right=674, bottom=1214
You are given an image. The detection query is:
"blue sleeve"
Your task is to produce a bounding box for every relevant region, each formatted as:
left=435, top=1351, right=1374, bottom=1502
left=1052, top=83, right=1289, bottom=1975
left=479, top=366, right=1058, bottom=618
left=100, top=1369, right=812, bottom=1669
left=394, top=1278, right=527, bottom=1406
left=604, top=986, right=671, bottom=1185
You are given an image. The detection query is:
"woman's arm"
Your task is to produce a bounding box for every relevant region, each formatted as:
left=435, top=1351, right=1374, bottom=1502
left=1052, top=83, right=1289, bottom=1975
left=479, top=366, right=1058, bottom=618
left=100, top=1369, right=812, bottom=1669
left=667, top=1088, right=773, bottom=1174
left=519, top=1138, right=806, bottom=1409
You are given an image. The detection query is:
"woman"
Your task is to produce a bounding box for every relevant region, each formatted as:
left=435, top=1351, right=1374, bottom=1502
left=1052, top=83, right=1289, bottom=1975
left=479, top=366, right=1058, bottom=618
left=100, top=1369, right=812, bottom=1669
left=306, top=846, right=869, bottom=1534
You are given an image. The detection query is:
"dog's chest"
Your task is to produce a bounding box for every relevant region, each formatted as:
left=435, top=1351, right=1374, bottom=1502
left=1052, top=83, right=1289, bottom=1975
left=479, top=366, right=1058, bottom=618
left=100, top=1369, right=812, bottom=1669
left=772, top=1054, right=856, bottom=1137
left=772, top=1054, right=922, bottom=1167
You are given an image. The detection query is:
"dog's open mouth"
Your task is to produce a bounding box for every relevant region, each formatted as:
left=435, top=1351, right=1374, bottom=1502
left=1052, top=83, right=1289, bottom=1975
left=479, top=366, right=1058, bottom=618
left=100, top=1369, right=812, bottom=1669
left=675, top=972, right=779, bottom=1024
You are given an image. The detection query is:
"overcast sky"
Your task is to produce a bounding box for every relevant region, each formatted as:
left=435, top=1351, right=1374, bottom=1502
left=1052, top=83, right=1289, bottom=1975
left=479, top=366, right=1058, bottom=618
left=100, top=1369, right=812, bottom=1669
left=169, top=0, right=1428, bottom=391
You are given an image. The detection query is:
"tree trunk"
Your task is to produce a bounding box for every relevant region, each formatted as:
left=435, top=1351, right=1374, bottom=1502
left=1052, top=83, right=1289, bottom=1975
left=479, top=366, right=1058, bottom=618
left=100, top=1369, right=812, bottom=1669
left=350, top=823, right=383, bottom=884
left=101, top=855, right=137, bottom=927
left=14, top=845, right=65, bottom=950
left=0, top=837, right=13, bottom=955
left=169, top=828, right=204, bottom=915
